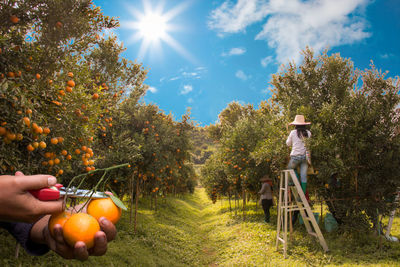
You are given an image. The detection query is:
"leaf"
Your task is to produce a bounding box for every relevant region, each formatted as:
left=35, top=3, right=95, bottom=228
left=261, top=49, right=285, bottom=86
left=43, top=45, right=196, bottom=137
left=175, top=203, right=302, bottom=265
left=109, top=194, right=127, bottom=211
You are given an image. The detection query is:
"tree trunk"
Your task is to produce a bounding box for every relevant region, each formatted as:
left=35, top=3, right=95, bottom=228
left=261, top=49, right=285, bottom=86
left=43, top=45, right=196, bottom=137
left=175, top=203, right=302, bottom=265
left=129, top=174, right=134, bottom=224
left=134, top=177, right=140, bottom=233
left=242, top=189, right=246, bottom=220
left=228, top=191, right=232, bottom=212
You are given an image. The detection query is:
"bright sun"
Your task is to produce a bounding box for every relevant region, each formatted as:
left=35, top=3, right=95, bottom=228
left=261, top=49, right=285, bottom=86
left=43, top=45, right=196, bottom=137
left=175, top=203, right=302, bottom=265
left=123, top=1, right=195, bottom=62
left=137, top=12, right=168, bottom=41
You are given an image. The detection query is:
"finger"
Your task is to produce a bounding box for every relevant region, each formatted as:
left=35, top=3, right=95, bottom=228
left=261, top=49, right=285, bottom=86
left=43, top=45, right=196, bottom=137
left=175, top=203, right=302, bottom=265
left=91, top=232, right=107, bottom=256
left=53, top=224, right=65, bottom=243
left=98, top=217, right=116, bottom=241
left=52, top=225, right=75, bottom=259
left=16, top=175, right=58, bottom=190
left=15, top=171, right=24, bottom=176
left=35, top=199, right=64, bottom=215
left=74, top=241, right=89, bottom=261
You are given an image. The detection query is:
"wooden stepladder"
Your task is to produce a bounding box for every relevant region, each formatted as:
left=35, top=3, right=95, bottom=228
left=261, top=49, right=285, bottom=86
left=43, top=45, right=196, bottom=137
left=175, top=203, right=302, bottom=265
left=276, top=169, right=329, bottom=258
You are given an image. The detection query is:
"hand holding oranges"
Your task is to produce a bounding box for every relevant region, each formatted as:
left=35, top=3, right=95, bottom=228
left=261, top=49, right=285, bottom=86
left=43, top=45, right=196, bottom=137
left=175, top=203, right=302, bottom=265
left=45, top=197, right=121, bottom=260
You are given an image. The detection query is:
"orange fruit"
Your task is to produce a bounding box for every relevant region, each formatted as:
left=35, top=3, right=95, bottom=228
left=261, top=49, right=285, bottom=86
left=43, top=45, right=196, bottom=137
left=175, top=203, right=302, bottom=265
left=54, top=158, right=60, bottom=164
left=39, top=141, right=47, bottom=149
left=61, top=150, right=68, bottom=156
left=48, top=211, right=71, bottom=237
left=36, top=73, right=41, bottom=79
left=10, top=15, right=19, bottom=23
left=75, top=148, right=81, bottom=155
left=58, top=169, right=64, bottom=175
left=7, top=72, right=15, bottom=78
left=67, top=72, right=74, bottom=78
left=57, top=137, right=64, bottom=143
left=0, top=127, right=6, bottom=136
left=66, top=154, right=72, bottom=160
left=51, top=138, right=58, bottom=145
left=55, top=21, right=63, bottom=28
left=32, top=142, right=39, bottom=148
left=6, top=132, right=16, bottom=141
left=87, top=197, right=122, bottom=224
left=16, top=133, right=23, bottom=141
left=22, top=117, right=30, bottom=127
left=59, top=90, right=65, bottom=96
left=43, top=127, right=51, bottom=134
left=67, top=80, right=75, bottom=87
left=65, top=86, right=72, bottom=93
left=63, top=213, right=100, bottom=249
left=92, top=93, right=99, bottom=100
left=26, top=109, right=32, bottom=115
left=27, top=144, right=34, bottom=152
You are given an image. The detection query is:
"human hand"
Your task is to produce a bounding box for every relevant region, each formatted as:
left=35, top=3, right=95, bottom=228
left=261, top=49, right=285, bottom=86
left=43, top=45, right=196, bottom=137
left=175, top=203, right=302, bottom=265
left=30, top=214, right=117, bottom=260
left=0, top=171, right=63, bottom=223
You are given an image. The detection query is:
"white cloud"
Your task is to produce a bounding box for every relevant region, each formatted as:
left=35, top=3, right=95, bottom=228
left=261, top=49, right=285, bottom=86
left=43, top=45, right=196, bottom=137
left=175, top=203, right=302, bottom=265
left=235, top=70, right=249, bottom=81
left=222, top=47, right=246, bottom=56
left=147, top=86, right=157, bottom=93
left=261, top=55, right=273, bottom=67
left=208, top=0, right=270, bottom=36
left=208, top=0, right=370, bottom=64
left=180, top=84, right=193, bottom=95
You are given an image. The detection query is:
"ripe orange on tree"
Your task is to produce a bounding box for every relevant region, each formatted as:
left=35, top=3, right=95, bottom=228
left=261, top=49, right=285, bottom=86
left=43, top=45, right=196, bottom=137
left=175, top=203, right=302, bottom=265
left=43, top=127, right=51, bottom=135
left=62, top=213, right=100, bottom=249
left=65, top=86, right=72, bottom=93
left=23, top=117, right=30, bottom=127
left=67, top=80, right=75, bottom=87
left=27, top=144, right=34, bottom=152
left=39, top=141, right=46, bottom=149
left=48, top=211, right=71, bottom=237
left=92, top=93, right=99, bottom=100
left=87, top=197, right=122, bottom=224
left=10, top=15, right=19, bottom=23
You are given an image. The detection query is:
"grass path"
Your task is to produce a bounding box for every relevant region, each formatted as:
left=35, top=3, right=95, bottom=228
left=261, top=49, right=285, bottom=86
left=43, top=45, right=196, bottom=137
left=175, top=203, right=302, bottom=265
left=1, top=187, right=400, bottom=266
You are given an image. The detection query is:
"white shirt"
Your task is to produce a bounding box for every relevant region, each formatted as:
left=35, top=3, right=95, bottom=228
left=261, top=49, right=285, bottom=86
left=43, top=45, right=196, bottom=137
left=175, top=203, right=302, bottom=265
left=286, top=129, right=311, bottom=156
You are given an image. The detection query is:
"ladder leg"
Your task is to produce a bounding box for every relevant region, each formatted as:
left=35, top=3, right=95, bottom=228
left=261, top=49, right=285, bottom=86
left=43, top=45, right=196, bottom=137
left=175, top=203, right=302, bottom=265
left=276, top=172, right=284, bottom=250
left=289, top=169, right=329, bottom=252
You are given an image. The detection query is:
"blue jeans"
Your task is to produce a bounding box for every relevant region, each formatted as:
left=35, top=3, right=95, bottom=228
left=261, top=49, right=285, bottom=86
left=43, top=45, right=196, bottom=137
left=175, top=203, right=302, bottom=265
left=287, top=155, right=308, bottom=183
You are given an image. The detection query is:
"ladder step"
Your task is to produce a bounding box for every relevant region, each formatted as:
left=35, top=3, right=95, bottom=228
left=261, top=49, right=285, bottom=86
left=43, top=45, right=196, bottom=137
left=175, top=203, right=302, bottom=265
left=308, top=232, right=317, bottom=237
left=277, top=237, right=285, bottom=243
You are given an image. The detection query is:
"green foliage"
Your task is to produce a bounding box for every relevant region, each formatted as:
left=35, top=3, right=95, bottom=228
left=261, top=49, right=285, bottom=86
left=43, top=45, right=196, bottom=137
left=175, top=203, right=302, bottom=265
left=271, top=47, right=400, bottom=230
left=202, top=47, right=400, bottom=232
left=2, top=188, right=399, bottom=266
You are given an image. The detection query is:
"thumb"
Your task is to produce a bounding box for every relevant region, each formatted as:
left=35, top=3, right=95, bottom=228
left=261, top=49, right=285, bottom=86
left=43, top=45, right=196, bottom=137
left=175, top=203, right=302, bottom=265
left=16, top=174, right=58, bottom=191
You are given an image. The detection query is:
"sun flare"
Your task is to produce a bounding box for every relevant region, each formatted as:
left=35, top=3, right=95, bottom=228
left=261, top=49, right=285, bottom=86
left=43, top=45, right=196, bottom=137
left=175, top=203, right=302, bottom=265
left=123, top=1, right=195, bottom=62
left=137, top=12, right=168, bottom=41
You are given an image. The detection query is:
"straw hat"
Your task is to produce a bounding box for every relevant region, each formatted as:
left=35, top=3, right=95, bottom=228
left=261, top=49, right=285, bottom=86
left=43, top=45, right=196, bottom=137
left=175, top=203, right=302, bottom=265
left=289, top=115, right=311, bottom=125
left=260, top=175, right=272, bottom=182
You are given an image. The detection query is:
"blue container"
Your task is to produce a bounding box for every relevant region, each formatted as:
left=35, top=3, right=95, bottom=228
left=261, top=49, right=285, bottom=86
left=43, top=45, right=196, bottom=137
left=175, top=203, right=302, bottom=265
left=324, top=213, right=338, bottom=232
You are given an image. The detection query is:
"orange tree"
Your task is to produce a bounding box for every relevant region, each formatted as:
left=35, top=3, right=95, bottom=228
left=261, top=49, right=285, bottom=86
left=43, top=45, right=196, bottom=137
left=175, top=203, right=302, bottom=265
left=94, top=99, right=196, bottom=201
left=271, top=48, right=400, bottom=230
left=0, top=0, right=147, bottom=183
left=202, top=100, right=288, bottom=206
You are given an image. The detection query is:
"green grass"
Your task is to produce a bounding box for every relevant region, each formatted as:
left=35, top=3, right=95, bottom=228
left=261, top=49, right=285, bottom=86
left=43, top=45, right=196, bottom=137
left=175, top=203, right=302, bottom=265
left=1, top=188, right=400, bottom=266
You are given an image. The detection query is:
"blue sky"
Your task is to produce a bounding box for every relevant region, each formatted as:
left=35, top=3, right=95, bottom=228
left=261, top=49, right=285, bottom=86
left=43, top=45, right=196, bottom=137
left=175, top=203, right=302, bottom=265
left=94, top=0, right=399, bottom=126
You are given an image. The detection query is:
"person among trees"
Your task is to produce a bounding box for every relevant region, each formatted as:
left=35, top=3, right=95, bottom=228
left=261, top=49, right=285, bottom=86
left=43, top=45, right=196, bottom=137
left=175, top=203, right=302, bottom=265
left=258, top=175, right=273, bottom=223
left=286, top=115, right=311, bottom=193
left=0, top=172, right=117, bottom=260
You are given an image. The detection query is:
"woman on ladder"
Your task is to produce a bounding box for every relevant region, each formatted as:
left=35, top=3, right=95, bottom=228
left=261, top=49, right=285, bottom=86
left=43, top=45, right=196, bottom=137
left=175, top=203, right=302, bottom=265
left=286, top=114, right=311, bottom=193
